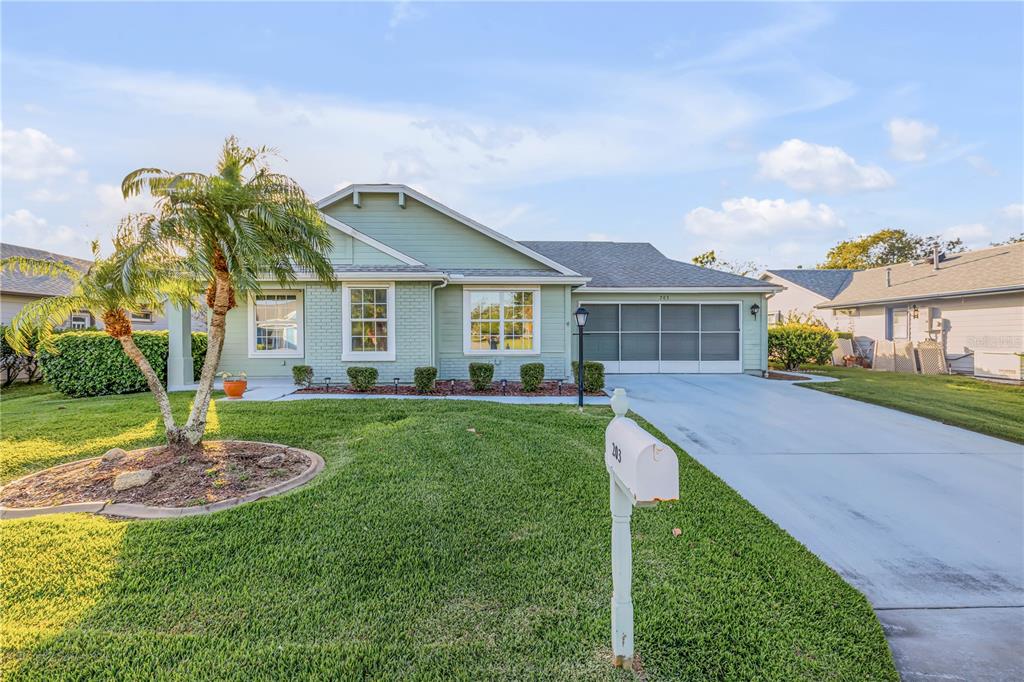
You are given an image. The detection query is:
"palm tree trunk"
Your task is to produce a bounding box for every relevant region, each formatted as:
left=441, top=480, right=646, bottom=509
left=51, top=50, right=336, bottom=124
left=182, top=272, right=232, bottom=444
left=116, top=333, right=184, bottom=445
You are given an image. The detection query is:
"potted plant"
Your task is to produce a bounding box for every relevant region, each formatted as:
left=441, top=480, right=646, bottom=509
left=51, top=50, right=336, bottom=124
left=220, top=371, right=248, bottom=398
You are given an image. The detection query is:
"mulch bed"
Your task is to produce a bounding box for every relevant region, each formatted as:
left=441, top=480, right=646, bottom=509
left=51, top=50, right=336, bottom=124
left=295, top=380, right=604, bottom=397
left=0, top=441, right=310, bottom=509
left=765, top=371, right=812, bottom=381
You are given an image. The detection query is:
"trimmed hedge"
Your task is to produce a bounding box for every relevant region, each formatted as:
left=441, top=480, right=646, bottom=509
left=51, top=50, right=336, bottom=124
left=414, top=366, right=437, bottom=393
left=571, top=361, right=605, bottom=393
left=292, top=365, right=314, bottom=387
left=768, top=323, right=837, bottom=370
left=468, top=362, right=494, bottom=391
left=38, top=331, right=209, bottom=398
left=347, top=366, right=378, bottom=392
left=519, top=363, right=545, bottom=392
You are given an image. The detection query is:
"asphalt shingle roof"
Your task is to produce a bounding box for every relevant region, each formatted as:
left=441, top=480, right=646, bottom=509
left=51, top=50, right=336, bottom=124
left=519, top=241, right=773, bottom=288
left=820, top=242, right=1024, bottom=307
left=765, top=269, right=858, bottom=299
left=0, top=243, right=91, bottom=297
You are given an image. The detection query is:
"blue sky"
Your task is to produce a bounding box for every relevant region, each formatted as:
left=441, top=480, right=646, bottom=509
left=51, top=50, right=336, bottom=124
left=2, top=2, right=1022, bottom=268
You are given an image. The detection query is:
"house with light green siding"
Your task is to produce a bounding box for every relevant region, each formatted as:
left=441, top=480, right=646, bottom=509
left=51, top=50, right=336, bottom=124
left=166, top=184, right=781, bottom=388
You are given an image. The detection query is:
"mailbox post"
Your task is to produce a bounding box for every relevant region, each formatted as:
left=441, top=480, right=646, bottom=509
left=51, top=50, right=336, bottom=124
left=604, top=388, right=679, bottom=671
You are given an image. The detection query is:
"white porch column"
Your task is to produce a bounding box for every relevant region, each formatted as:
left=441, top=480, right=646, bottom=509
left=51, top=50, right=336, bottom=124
left=167, top=300, right=194, bottom=391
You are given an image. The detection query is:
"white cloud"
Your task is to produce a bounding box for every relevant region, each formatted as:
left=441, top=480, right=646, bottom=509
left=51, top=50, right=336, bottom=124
left=887, top=117, right=939, bottom=162
left=389, top=1, right=425, bottom=30
left=26, top=187, right=71, bottom=203
left=684, top=197, right=844, bottom=239
left=1, top=125, right=79, bottom=181
left=1, top=208, right=90, bottom=253
left=965, top=154, right=998, bottom=177
left=84, top=184, right=156, bottom=228
left=757, top=139, right=894, bottom=193
left=1001, top=203, right=1024, bottom=220
left=941, top=223, right=991, bottom=248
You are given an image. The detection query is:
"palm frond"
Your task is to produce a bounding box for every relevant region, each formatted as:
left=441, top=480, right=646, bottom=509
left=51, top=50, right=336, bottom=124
left=0, top=256, right=82, bottom=281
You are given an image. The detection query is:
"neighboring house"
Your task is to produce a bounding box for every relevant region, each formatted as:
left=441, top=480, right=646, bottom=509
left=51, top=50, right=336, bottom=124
left=764, top=244, right=1024, bottom=379
left=0, top=242, right=205, bottom=332
left=760, top=269, right=858, bottom=324
left=816, top=243, right=1024, bottom=379
left=166, top=184, right=780, bottom=388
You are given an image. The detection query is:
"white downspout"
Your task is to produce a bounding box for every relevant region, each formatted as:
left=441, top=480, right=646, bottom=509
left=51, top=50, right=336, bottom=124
left=430, top=277, right=449, bottom=368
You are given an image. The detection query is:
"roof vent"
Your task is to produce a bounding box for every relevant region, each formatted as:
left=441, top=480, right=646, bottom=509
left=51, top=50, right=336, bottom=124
left=885, top=267, right=892, bottom=287
left=932, top=245, right=941, bottom=270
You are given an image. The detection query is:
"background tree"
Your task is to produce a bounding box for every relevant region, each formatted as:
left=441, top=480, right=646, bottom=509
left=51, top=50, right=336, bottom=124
left=819, top=228, right=965, bottom=269
left=1, top=241, right=183, bottom=438
left=120, top=136, right=336, bottom=447
left=691, top=249, right=761, bottom=277
left=991, top=233, right=1024, bottom=245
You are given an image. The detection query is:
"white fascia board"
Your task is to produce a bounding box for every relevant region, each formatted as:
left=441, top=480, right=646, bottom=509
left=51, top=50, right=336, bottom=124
left=575, top=286, right=782, bottom=294
left=316, top=184, right=583, bottom=277
left=285, top=272, right=446, bottom=282
left=817, top=285, right=1024, bottom=309
left=320, top=213, right=423, bottom=266
left=449, top=275, right=590, bottom=285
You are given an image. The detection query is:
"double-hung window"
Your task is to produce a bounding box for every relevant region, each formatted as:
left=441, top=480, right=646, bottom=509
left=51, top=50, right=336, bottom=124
left=464, top=288, right=540, bottom=354
left=342, top=283, right=396, bottom=361
left=248, top=291, right=303, bottom=358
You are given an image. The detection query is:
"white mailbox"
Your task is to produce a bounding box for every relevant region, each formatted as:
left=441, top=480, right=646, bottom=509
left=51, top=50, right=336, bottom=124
left=605, top=416, right=679, bottom=507
left=604, top=388, right=679, bottom=671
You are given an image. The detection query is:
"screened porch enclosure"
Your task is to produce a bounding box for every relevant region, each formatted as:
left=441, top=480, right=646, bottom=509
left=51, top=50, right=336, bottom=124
left=576, top=302, right=742, bottom=373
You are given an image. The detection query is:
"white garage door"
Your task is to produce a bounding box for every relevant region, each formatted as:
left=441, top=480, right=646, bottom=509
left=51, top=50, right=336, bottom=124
left=577, top=303, right=742, bottom=373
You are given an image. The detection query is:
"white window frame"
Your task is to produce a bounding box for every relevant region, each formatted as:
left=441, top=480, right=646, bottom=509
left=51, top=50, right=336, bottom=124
left=463, top=287, right=541, bottom=356
left=70, top=311, right=90, bottom=329
left=248, top=290, right=304, bottom=359
left=342, top=282, right=396, bottom=361
left=130, top=306, right=154, bottom=323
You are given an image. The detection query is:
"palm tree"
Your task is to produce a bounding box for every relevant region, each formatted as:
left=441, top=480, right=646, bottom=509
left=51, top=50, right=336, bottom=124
left=121, top=136, right=336, bottom=447
left=2, top=239, right=185, bottom=441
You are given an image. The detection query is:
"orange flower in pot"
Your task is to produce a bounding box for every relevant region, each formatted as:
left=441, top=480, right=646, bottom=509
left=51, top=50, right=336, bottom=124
left=220, top=371, right=248, bottom=399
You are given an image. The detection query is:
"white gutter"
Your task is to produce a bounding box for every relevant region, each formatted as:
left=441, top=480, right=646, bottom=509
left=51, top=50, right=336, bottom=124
left=576, top=286, right=782, bottom=294
left=817, top=284, right=1024, bottom=309
left=429, top=279, right=449, bottom=366
left=449, top=275, right=590, bottom=285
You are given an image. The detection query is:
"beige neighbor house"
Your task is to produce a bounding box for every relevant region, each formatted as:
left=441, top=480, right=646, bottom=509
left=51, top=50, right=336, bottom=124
left=760, top=269, right=858, bottom=325
left=765, top=243, right=1024, bottom=380
left=0, top=243, right=205, bottom=332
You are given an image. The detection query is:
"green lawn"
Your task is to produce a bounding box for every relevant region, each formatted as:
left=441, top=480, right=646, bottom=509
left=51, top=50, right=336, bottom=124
left=797, top=367, right=1024, bottom=444
left=0, top=384, right=896, bottom=680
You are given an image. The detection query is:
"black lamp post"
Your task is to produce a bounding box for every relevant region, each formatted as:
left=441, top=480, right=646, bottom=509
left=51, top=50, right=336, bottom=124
left=574, top=306, right=589, bottom=407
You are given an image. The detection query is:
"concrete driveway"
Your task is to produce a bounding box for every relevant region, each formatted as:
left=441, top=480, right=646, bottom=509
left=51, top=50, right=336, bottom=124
left=607, top=374, right=1023, bottom=681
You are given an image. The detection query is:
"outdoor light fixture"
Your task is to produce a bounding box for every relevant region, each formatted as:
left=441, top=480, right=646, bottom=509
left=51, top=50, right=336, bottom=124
left=324, top=377, right=331, bottom=390
left=393, top=377, right=400, bottom=394
left=750, top=303, right=760, bottom=318
left=575, top=306, right=589, bottom=408
left=500, top=378, right=508, bottom=395
left=912, top=304, right=919, bottom=319
left=450, top=379, right=456, bottom=394
left=556, top=379, right=563, bottom=395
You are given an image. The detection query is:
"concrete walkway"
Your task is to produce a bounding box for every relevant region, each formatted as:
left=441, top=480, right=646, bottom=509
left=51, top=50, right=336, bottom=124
left=607, top=373, right=1023, bottom=682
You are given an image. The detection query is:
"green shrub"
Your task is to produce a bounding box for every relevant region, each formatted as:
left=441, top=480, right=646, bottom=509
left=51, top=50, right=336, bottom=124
left=40, top=331, right=168, bottom=397
left=38, top=331, right=209, bottom=397
left=347, top=366, right=378, bottom=392
left=414, top=366, right=437, bottom=393
left=519, top=363, right=545, bottom=392
left=468, top=362, right=494, bottom=391
left=768, top=323, right=837, bottom=370
left=292, top=365, right=314, bottom=387
left=571, top=361, right=605, bottom=393
left=836, top=331, right=853, bottom=340
left=191, top=332, right=207, bottom=381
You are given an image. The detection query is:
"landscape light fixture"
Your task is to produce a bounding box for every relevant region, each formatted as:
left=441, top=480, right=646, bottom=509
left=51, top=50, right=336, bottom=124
left=500, top=378, right=508, bottom=395
left=574, top=306, right=589, bottom=408
left=324, top=377, right=331, bottom=390
left=393, top=377, right=400, bottom=394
